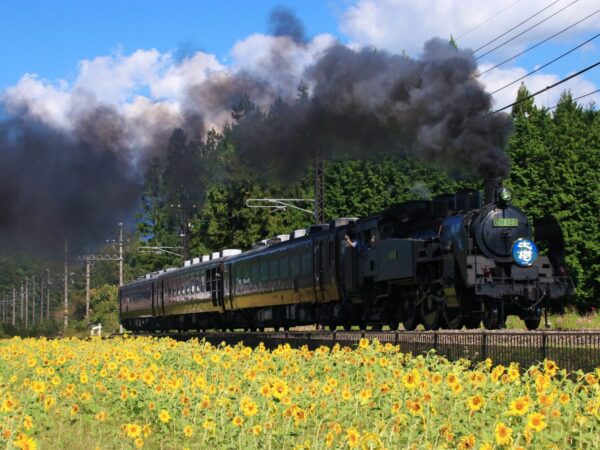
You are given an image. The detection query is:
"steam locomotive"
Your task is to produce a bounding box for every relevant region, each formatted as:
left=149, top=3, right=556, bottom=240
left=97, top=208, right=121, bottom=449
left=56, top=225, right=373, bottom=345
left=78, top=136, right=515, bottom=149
left=120, top=180, right=573, bottom=331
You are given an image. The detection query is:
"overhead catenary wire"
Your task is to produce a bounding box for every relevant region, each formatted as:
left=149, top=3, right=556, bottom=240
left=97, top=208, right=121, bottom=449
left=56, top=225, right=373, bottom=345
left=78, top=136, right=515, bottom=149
left=489, top=31, right=600, bottom=95
left=488, top=59, right=600, bottom=115
left=455, top=0, right=523, bottom=41
left=473, top=0, right=562, bottom=54
left=478, top=7, right=600, bottom=76
left=476, top=0, right=579, bottom=60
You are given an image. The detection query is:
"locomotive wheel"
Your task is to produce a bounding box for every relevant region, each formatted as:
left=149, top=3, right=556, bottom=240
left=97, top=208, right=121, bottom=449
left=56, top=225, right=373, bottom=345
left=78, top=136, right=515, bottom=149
left=481, top=298, right=500, bottom=330
left=387, top=321, right=399, bottom=331
left=401, top=298, right=420, bottom=331
left=442, top=307, right=463, bottom=330
left=328, top=324, right=337, bottom=331
left=343, top=324, right=352, bottom=331
left=371, top=324, right=383, bottom=331
left=421, top=296, right=442, bottom=330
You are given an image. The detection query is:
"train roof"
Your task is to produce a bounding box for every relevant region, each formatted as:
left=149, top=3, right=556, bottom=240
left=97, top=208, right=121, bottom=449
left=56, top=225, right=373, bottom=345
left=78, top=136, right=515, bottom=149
left=122, top=217, right=361, bottom=288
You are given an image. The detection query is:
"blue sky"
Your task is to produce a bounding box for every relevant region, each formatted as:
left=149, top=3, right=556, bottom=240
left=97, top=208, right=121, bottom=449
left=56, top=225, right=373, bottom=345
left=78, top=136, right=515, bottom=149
left=1, top=0, right=598, bottom=119
left=0, top=0, right=342, bottom=88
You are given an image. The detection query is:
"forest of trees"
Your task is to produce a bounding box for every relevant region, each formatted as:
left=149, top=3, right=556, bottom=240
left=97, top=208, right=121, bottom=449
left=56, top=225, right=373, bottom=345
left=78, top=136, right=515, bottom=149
left=0, top=83, right=598, bottom=334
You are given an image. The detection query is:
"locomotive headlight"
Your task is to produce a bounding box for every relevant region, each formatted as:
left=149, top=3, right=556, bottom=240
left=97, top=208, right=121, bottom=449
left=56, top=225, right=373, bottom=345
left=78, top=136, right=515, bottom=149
left=498, top=187, right=512, bottom=203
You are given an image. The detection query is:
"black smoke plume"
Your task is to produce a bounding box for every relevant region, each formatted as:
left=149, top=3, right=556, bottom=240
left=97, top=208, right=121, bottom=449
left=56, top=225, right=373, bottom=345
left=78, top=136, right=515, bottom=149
left=0, top=113, right=140, bottom=255
left=231, top=37, right=512, bottom=180
left=0, top=7, right=512, bottom=256
left=268, top=6, right=307, bottom=43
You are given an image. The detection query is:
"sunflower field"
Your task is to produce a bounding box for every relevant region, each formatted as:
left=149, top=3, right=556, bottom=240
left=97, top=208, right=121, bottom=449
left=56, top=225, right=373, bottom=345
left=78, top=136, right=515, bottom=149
left=0, top=336, right=599, bottom=449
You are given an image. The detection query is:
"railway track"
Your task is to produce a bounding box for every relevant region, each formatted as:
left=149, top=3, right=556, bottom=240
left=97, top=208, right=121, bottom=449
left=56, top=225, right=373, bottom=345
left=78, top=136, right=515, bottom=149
left=109, top=329, right=600, bottom=372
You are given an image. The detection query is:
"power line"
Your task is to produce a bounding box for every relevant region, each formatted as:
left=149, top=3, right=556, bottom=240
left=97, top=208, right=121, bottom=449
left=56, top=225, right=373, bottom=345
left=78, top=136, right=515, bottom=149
left=479, top=7, right=600, bottom=76
left=547, top=88, right=600, bottom=109
left=490, top=31, right=600, bottom=95
left=489, top=59, right=600, bottom=115
left=494, top=87, right=600, bottom=130
left=476, top=0, right=579, bottom=60
left=455, top=0, right=523, bottom=41
left=473, top=0, right=562, bottom=54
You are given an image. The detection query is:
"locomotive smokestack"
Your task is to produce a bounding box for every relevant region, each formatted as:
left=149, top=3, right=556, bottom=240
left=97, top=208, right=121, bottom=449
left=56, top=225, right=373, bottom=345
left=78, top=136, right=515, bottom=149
left=484, top=178, right=502, bottom=204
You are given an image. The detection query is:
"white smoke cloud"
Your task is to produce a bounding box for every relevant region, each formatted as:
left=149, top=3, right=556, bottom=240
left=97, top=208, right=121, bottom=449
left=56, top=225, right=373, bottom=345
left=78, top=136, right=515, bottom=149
left=231, top=33, right=335, bottom=95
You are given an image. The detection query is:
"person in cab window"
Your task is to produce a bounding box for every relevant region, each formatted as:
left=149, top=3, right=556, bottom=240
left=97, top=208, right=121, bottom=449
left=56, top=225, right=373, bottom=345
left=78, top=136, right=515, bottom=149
left=344, top=233, right=360, bottom=249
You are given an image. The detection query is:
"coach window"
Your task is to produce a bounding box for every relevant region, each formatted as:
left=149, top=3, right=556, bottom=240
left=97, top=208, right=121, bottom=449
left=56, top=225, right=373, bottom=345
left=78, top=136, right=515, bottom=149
left=280, top=258, right=288, bottom=278
left=251, top=264, right=259, bottom=284
left=301, top=253, right=311, bottom=275
left=205, top=270, right=211, bottom=292
left=291, top=255, right=300, bottom=276
left=270, top=260, right=279, bottom=281
left=260, top=261, right=269, bottom=282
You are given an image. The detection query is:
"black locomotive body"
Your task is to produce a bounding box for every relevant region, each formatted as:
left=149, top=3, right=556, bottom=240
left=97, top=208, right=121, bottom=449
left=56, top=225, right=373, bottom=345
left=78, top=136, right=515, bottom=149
left=120, top=184, right=573, bottom=332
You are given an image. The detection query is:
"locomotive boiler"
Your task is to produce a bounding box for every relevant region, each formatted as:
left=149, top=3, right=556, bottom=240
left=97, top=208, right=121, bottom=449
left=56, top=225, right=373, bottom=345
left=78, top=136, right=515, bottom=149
left=120, top=180, right=573, bottom=332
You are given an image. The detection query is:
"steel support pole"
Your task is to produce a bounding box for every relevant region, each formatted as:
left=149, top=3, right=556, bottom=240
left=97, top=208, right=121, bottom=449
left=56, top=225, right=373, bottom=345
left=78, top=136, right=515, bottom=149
left=119, top=223, right=124, bottom=287
left=85, top=259, right=91, bottom=324
left=46, top=269, right=50, bottom=321
left=31, top=275, right=35, bottom=326
left=64, top=238, right=69, bottom=330
left=24, top=277, right=28, bottom=328
left=314, top=152, right=325, bottom=224
left=11, top=287, right=15, bottom=326
left=20, top=282, right=24, bottom=323
left=40, top=276, right=44, bottom=322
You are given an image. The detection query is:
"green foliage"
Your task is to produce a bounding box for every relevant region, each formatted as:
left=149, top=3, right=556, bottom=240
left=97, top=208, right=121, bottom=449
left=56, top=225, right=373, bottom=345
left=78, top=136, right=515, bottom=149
left=506, top=86, right=600, bottom=308
left=89, top=284, right=120, bottom=333
left=449, top=34, right=458, bottom=49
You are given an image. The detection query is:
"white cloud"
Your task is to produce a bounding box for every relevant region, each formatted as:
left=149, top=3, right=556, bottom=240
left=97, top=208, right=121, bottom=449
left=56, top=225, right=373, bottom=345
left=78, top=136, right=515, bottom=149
left=340, top=0, right=600, bottom=57
left=478, top=64, right=600, bottom=109
left=0, top=32, right=337, bottom=140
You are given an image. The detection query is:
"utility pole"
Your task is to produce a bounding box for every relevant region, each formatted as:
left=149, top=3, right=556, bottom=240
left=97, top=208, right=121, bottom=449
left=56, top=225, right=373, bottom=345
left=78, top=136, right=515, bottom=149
left=39, top=276, right=44, bottom=322
left=64, top=238, right=69, bottom=330
left=24, top=276, right=28, bottom=328
left=85, top=259, right=91, bottom=324
left=119, top=222, right=124, bottom=287
left=73, top=236, right=121, bottom=324
left=20, top=282, right=24, bottom=323
left=46, top=269, right=50, bottom=321
left=170, top=203, right=195, bottom=262
left=31, top=275, right=36, bottom=326
left=11, top=286, right=15, bottom=326
left=314, top=151, right=325, bottom=224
